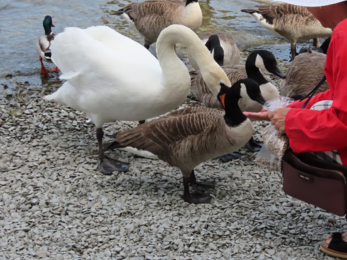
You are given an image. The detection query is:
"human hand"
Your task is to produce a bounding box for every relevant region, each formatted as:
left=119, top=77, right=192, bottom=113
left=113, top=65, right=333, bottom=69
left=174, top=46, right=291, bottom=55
left=243, top=109, right=270, bottom=121
left=268, top=108, right=291, bottom=134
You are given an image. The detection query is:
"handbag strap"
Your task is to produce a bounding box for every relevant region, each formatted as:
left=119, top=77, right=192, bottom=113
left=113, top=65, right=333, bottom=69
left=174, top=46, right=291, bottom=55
left=300, top=75, right=327, bottom=108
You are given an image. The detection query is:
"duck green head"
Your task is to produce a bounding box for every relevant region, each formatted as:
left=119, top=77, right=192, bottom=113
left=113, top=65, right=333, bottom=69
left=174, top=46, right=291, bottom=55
left=43, top=15, right=54, bottom=35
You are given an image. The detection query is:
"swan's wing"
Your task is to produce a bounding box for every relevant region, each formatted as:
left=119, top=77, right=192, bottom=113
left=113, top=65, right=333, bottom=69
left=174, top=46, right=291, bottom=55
left=51, top=26, right=161, bottom=93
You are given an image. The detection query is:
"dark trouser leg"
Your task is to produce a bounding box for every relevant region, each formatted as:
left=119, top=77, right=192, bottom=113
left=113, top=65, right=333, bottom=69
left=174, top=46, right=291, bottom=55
left=96, top=128, right=129, bottom=175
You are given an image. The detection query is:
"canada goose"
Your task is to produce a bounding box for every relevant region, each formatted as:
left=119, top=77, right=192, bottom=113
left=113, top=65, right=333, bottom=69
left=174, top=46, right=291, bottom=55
left=112, top=0, right=202, bottom=49
left=105, top=79, right=266, bottom=204
left=191, top=50, right=285, bottom=112
left=191, top=50, right=285, bottom=154
left=44, top=24, right=231, bottom=175
left=35, top=16, right=59, bottom=74
left=280, top=51, right=328, bottom=99
left=188, top=32, right=241, bottom=70
left=241, top=4, right=332, bottom=61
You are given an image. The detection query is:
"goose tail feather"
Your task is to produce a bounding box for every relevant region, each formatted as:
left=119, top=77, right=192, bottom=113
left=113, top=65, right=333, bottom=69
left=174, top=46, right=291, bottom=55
left=241, top=9, right=257, bottom=14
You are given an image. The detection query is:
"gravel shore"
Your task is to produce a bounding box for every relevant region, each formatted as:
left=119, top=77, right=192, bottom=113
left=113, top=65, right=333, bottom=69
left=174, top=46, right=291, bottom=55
left=0, top=61, right=345, bottom=260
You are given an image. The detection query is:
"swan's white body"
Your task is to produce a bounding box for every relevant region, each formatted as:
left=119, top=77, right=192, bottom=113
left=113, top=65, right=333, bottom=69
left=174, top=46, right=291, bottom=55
left=45, top=25, right=230, bottom=128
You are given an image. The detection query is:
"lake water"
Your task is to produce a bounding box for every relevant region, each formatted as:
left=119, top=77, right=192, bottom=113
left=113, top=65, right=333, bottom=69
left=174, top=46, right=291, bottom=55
left=0, top=0, right=317, bottom=93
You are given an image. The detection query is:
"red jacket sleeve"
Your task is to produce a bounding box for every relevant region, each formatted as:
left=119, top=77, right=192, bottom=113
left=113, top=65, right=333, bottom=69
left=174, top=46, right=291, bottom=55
left=285, top=30, right=347, bottom=153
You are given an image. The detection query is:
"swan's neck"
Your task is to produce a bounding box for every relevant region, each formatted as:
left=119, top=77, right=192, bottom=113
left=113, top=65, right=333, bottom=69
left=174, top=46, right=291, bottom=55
left=157, top=25, right=229, bottom=96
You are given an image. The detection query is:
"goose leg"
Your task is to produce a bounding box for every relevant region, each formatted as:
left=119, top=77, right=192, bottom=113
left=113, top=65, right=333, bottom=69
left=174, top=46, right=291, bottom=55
left=182, top=176, right=211, bottom=204
left=218, top=152, right=241, bottom=163
left=190, top=170, right=215, bottom=190
left=96, top=128, right=129, bottom=175
left=313, top=37, right=321, bottom=48
left=245, top=136, right=263, bottom=153
left=144, top=40, right=150, bottom=49
left=39, top=57, right=49, bottom=75
left=290, top=43, right=297, bottom=61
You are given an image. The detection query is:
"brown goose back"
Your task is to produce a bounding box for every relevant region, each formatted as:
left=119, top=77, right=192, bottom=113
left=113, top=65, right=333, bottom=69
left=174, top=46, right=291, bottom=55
left=280, top=51, right=328, bottom=98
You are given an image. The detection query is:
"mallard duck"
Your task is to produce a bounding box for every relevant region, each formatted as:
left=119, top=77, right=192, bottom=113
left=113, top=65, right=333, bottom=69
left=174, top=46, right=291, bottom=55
left=188, top=32, right=241, bottom=70
left=35, top=15, right=59, bottom=74
left=241, top=4, right=332, bottom=60
left=44, top=24, right=231, bottom=175
left=105, top=79, right=266, bottom=204
left=112, top=0, right=202, bottom=49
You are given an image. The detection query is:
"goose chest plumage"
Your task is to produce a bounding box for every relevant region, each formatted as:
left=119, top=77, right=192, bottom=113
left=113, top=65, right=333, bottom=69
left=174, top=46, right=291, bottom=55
left=113, top=0, right=202, bottom=49
left=106, top=79, right=266, bottom=204
left=241, top=4, right=332, bottom=60
left=44, top=24, right=231, bottom=175
left=188, top=32, right=241, bottom=70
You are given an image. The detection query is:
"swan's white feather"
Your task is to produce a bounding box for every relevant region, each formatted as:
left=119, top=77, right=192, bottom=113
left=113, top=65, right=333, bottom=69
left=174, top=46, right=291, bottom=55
left=49, top=26, right=166, bottom=126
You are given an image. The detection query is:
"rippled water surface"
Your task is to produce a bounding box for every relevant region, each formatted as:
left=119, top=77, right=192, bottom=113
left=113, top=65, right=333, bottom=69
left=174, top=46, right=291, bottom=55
left=0, top=0, right=318, bottom=93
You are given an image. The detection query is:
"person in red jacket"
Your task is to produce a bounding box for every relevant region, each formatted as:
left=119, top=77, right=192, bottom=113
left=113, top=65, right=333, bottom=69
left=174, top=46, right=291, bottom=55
left=245, top=0, right=347, bottom=258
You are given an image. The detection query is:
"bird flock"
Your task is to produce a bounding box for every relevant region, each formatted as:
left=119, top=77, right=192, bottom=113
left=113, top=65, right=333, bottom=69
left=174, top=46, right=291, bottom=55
left=36, top=0, right=331, bottom=203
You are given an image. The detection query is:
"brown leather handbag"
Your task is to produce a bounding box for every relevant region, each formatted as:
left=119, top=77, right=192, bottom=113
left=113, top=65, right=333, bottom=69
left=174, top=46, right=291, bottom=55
left=281, top=75, right=347, bottom=216
left=282, top=149, right=347, bottom=216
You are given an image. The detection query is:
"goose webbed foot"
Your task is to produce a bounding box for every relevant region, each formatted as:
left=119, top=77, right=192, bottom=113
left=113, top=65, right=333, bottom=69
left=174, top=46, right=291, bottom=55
left=97, top=156, right=129, bottom=175
left=245, top=137, right=263, bottom=153
left=218, top=152, right=241, bottom=163
left=49, top=66, right=59, bottom=72
left=182, top=175, right=211, bottom=204
left=190, top=170, right=215, bottom=191
left=182, top=191, right=212, bottom=204
left=39, top=56, right=49, bottom=75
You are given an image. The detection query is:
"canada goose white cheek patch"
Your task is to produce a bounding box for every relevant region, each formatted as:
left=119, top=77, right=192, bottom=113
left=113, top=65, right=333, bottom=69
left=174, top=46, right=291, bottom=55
left=255, top=54, right=266, bottom=72
left=240, top=83, right=249, bottom=99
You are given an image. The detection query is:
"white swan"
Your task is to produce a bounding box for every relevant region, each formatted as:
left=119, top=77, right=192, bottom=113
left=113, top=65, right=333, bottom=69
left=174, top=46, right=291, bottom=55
left=44, top=25, right=231, bottom=175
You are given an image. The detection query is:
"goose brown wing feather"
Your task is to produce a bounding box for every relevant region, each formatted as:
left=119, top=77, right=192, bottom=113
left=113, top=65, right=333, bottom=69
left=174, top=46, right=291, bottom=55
left=115, top=107, right=222, bottom=160
left=280, top=52, right=328, bottom=97
left=190, top=65, right=247, bottom=109
left=256, top=4, right=312, bottom=25
left=117, top=0, right=183, bottom=21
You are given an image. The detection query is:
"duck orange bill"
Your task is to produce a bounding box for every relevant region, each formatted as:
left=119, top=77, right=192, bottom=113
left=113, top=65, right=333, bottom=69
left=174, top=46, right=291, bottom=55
left=219, top=93, right=226, bottom=107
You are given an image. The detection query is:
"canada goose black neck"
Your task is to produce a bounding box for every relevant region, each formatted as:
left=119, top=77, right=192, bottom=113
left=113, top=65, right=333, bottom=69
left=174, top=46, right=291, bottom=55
left=205, top=35, right=224, bottom=66
left=186, top=0, right=198, bottom=6
left=246, top=52, right=268, bottom=85
left=43, top=15, right=54, bottom=36
left=218, top=79, right=265, bottom=127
